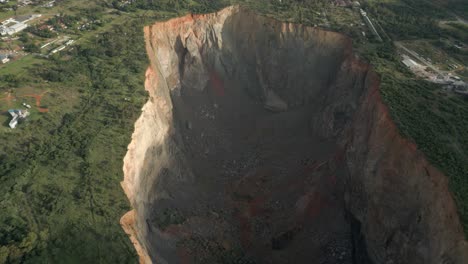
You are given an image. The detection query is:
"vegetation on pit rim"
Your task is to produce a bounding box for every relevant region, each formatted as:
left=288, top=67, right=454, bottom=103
left=0, top=2, right=236, bottom=262
left=0, top=11, right=150, bottom=264
left=352, top=0, right=468, bottom=235
left=361, top=43, right=468, bottom=235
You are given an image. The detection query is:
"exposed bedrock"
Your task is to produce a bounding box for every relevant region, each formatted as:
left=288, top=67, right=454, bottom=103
left=121, top=6, right=467, bottom=264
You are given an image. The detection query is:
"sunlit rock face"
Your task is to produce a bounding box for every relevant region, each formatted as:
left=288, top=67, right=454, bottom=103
left=121, top=6, right=467, bottom=264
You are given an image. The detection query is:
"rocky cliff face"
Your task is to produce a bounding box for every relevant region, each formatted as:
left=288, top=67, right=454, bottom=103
left=122, top=6, right=467, bottom=264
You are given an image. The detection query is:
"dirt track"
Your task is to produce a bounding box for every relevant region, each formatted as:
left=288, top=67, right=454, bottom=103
left=0, top=91, right=49, bottom=112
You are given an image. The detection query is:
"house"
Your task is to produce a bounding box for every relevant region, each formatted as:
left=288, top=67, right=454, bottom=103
left=0, top=54, right=9, bottom=64
left=8, top=109, right=29, bottom=129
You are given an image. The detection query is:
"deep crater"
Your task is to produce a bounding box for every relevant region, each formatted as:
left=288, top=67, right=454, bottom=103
left=121, top=6, right=467, bottom=264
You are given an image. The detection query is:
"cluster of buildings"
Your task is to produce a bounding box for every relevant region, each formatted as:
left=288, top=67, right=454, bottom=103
left=401, top=55, right=468, bottom=96
left=0, top=14, right=41, bottom=36
left=433, top=75, right=468, bottom=96
left=0, top=20, right=28, bottom=36
left=50, top=39, right=74, bottom=54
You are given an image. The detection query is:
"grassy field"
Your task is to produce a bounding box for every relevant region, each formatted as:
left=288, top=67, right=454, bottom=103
left=0, top=1, right=155, bottom=262
left=0, top=55, right=44, bottom=76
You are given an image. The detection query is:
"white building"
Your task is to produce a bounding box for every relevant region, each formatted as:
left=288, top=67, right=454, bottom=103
left=0, top=15, right=39, bottom=36
left=0, top=22, right=28, bottom=35
left=50, top=45, right=66, bottom=54
left=8, top=109, right=29, bottom=129
left=402, top=58, right=419, bottom=69
left=9, top=22, right=27, bottom=34
left=0, top=54, right=9, bottom=64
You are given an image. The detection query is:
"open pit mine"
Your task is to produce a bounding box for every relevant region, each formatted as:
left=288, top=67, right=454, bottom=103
left=120, top=6, right=467, bottom=264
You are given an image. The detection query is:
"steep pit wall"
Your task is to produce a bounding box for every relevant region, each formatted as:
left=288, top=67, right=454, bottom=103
left=122, top=6, right=467, bottom=264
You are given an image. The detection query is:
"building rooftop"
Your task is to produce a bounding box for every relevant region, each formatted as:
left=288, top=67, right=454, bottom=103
left=403, top=59, right=418, bottom=68
left=15, top=15, right=31, bottom=23
left=10, top=22, right=27, bottom=30
left=8, top=109, right=29, bottom=129
left=402, top=58, right=419, bottom=68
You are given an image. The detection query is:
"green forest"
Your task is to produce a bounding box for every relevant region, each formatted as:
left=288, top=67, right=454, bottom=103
left=0, top=15, right=149, bottom=264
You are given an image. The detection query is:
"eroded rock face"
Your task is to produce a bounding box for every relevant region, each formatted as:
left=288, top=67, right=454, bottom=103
left=122, top=6, right=467, bottom=264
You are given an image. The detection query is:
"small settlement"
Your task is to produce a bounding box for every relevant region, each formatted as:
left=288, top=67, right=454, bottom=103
left=0, top=14, right=41, bottom=36
left=400, top=53, right=468, bottom=96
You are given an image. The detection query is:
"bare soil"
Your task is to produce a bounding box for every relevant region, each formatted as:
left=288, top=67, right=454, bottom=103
left=168, top=74, right=352, bottom=263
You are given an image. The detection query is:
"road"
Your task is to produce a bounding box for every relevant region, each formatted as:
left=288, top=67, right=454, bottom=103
left=452, top=13, right=468, bottom=26
left=394, top=42, right=443, bottom=75
left=439, top=13, right=468, bottom=27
